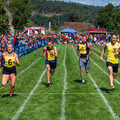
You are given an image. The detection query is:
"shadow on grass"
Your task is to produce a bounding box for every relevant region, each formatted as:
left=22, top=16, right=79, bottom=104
left=100, top=87, right=113, bottom=94
left=41, top=82, right=53, bottom=87
left=73, top=80, right=86, bottom=84
left=1, top=94, right=18, bottom=98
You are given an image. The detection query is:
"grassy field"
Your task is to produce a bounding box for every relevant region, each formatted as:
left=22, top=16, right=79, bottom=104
left=0, top=44, right=120, bottom=120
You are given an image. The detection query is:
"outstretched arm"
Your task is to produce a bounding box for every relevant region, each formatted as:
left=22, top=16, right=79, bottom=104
left=88, top=43, right=93, bottom=57
left=100, top=44, right=107, bottom=61
left=77, top=44, right=80, bottom=57
left=41, top=47, right=46, bottom=57
left=0, top=53, right=4, bottom=69
left=15, top=54, right=20, bottom=66
left=0, top=53, right=4, bottom=61
left=117, top=43, right=120, bottom=52
left=50, top=47, right=58, bottom=58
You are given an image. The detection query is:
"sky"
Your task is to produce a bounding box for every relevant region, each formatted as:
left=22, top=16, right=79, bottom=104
left=62, top=0, right=120, bottom=6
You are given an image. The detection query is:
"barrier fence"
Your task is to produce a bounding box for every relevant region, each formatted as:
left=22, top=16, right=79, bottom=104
left=0, top=40, right=47, bottom=67
left=14, top=40, right=47, bottom=58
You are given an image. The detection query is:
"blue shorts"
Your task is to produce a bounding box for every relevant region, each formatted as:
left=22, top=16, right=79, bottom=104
left=45, top=60, right=57, bottom=69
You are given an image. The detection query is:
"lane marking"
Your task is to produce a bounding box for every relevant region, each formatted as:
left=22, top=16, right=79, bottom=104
left=11, top=69, right=47, bottom=120
left=60, top=45, right=67, bottom=120
left=88, top=73, right=119, bottom=120
left=90, top=58, right=120, bottom=85
left=72, top=45, right=119, bottom=120
left=11, top=45, right=61, bottom=120
left=1, top=92, right=120, bottom=95
left=0, top=49, right=46, bottom=91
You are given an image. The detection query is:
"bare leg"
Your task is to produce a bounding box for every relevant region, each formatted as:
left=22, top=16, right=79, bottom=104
left=46, top=64, right=50, bottom=83
left=51, top=69, right=55, bottom=75
left=10, top=74, right=16, bottom=97
left=80, top=68, right=84, bottom=80
left=113, top=73, right=117, bottom=79
left=1, top=74, right=9, bottom=86
left=107, top=66, right=113, bottom=86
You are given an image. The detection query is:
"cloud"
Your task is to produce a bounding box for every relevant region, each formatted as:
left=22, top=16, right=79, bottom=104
left=62, top=0, right=120, bottom=6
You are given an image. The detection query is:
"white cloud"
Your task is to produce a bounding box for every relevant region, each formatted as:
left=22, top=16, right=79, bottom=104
left=62, top=0, right=120, bottom=6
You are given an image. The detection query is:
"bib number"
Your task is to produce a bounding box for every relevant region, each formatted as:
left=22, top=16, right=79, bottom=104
left=8, top=59, right=12, bottom=65
left=50, top=54, right=53, bottom=57
left=80, top=47, right=84, bottom=51
left=50, top=50, right=54, bottom=57
left=113, top=48, right=117, bottom=53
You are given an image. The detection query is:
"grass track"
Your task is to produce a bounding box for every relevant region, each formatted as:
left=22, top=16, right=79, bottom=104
left=71, top=45, right=114, bottom=120
left=0, top=44, right=120, bottom=120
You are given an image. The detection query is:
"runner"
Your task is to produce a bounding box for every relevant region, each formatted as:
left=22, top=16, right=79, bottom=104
left=100, top=34, right=120, bottom=89
left=41, top=41, right=58, bottom=86
left=0, top=44, right=20, bottom=98
left=77, top=35, right=93, bottom=83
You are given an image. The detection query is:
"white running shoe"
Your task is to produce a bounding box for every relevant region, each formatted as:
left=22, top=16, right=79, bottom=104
left=82, top=80, right=85, bottom=84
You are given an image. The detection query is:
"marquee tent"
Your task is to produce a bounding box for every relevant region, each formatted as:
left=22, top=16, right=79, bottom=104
left=60, top=27, right=77, bottom=34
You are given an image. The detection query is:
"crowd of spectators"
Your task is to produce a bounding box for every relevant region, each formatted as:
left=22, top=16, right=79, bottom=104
left=59, top=33, right=120, bottom=45
left=0, top=32, right=120, bottom=52
left=0, top=33, right=53, bottom=50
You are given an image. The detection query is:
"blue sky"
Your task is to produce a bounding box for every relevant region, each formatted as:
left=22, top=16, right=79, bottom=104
left=62, top=0, right=120, bottom=6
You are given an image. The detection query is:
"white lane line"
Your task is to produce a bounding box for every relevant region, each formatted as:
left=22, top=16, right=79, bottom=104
left=60, top=45, right=67, bottom=120
left=92, top=48, right=120, bottom=84
left=90, top=58, right=120, bottom=85
left=93, top=52, right=120, bottom=71
left=0, top=51, right=45, bottom=91
left=72, top=45, right=119, bottom=120
left=11, top=44, right=61, bottom=120
left=88, top=73, right=119, bottom=120
left=0, top=45, right=60, bottom=91
left=17, top=44, right=59, bottom=77
left=1, top=92, right=120, bottom=95
left=11, top=69, right=47, bottom=120
left=93, top=47, right=106, bottom=55
left=93, top=47, right=120, bottom=63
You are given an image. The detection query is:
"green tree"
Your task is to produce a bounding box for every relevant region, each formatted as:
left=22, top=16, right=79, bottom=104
left=0, top=1, right=9, bottom=32
left=8, top=0, right=32, bottom=31
left=30, top=0, right=99, bottom=31
left=26, top=20, right=35, bottom=27
left=96, top=3, right=114, bottom=29
left=108, top=10, right=120, bottom=33
left=96, top=3, right=120, bottom=33
left=67, top=13, right=83, bottom=22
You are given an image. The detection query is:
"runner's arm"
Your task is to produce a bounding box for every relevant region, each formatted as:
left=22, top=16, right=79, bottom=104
left=0, top=53, right=4, bottom=68
left=77, top=44, right=80, bottom=57
left=50, top=47, right=58, bottom=58
left=88, top=43, right=93, bottom=57
left=117, top=43, right=120, bottom=52
left=0, top=53, right=4, bottom=61
left=41, top=47, right=46, bottom=57
left=15, top=54, right=20, bottom=66
left=100, top=44, right=107, bottom=61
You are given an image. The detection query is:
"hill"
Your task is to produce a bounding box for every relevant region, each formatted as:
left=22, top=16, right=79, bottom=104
left=30, top=0, right=101, bottom=30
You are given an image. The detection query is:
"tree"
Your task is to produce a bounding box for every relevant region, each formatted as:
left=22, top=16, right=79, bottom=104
left=67, top=13, right=83, bottom=22
left=8, top=0, right=32, bottom=31
left=96, top=3, right=114, bottom=29
left=108, top=10, right=120, bottom=33
left=96, top=3, right=120, bottom=33
left=0, top=1, right=9, bottom=32
left=0, top=0, right=32, bottom=34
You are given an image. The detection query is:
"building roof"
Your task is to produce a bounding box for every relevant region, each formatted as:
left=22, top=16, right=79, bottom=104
left=63, top=22, right=93, bottom=32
